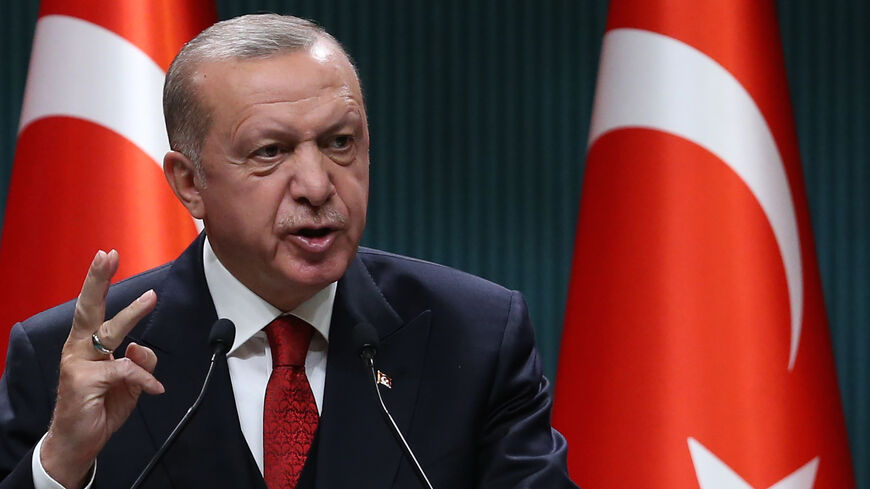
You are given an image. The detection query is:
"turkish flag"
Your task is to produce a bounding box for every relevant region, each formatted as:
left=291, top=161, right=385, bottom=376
left=553, top=1, right=856, bottom=488
left=0, top=1, right=216, bottom=367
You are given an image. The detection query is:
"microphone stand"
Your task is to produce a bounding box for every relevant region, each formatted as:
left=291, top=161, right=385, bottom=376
left=128, top=351, right=223, bottom=489
left=129, top=318, right=235, bottom=489
left=361, top=350, right=434, bottom=489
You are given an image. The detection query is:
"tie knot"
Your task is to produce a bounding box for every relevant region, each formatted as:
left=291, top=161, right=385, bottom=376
left=265, top=316, right=313, bottom=367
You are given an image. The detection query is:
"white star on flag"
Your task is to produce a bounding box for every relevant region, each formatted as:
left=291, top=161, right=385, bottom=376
left=688, top=438, right=819, bottom=489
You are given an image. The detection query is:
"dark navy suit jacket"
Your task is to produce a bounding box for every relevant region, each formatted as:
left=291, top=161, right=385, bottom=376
left=0, top=237, right=576, bottom=488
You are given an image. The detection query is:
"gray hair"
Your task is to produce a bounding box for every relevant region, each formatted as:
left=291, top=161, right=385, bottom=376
left=163, top=13, right=351, bottom=173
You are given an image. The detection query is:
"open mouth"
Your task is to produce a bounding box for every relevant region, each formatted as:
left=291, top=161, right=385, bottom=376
left=296, top=227, right=333, bottom=238
left=288, top=226, right=338, bottom=253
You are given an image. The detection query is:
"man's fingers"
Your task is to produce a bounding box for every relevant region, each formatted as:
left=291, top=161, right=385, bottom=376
left=93, top=289, right=157, bottom=354
left=103, top=357, right=165, bottom=395
left=70, top=250, right=120, bottom=341
left=125, top=343, right=158, bottom=374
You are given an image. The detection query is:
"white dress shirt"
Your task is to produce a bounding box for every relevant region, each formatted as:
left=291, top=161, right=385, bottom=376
left=204, top=238, right=334, bottom=473
left=33, top=237, right=334, bottom=488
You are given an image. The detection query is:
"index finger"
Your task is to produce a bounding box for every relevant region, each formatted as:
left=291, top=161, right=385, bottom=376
left=69, top=249, right=120, bottom=341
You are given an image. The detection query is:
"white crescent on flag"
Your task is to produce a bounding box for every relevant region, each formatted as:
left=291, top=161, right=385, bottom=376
left=19, top=15, right=169, bottom=168
left=0, top=0, right=212, bottom=373
left=588, top=28, right=804, bottom=371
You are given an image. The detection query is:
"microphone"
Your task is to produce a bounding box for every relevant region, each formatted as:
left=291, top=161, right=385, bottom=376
left=353, top=320, right=379, bottom=366
left=208, top=317, right=236, bottom=356
left=353, top=322, right=434, bottom=489
left=129, top=318, right=236, bottom=489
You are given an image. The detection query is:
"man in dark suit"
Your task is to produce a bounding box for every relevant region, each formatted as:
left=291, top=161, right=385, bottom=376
left=0, top=13, right=576, bottom=489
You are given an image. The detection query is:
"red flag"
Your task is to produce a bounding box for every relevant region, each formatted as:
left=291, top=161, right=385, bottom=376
left=554, top=1, right=855, bottom=488
left=0, top=1, right=216, bottom=367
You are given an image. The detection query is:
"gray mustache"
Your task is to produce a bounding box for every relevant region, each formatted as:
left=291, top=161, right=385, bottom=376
left=277, top=207, right=347, bottom=230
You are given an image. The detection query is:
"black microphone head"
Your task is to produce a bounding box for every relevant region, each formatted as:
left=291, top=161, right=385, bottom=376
left=208, top=318, right=236, bottom=356
left=353, top=322, right=379, bottom=360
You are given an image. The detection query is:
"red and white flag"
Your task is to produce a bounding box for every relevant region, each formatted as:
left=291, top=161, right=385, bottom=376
left=0, top=1, right=216, bottom=367
left=554, top=1, right=855, bottom=488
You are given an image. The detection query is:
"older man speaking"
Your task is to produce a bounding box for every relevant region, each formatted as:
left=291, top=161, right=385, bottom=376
left=0, top=14, right=576, bottom=489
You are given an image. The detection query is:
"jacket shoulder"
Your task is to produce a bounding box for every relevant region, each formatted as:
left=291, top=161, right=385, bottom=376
left=354, top=247, right=518, bottom=327
left=356, top=247, right=512, bottom=295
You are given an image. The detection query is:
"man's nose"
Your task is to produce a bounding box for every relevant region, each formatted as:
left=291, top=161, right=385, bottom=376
left=288, top=143, right=335, bottom=207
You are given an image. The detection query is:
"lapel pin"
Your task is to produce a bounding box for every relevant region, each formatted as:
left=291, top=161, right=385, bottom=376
left=377, top=370, right=393, bottom=389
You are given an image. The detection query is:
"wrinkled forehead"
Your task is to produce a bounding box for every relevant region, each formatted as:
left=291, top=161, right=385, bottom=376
left=192, top=47, right=368, bottom=147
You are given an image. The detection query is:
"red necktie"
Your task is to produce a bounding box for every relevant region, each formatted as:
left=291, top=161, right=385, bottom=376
left=263, top=316, right=319, bottom=489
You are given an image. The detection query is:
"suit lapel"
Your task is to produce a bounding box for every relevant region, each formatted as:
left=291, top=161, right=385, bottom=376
left=123, top=243, right=433, bottom=488
left=131, top=237, right=265, bottom=488
left=316, top=255, right=433, bottom=489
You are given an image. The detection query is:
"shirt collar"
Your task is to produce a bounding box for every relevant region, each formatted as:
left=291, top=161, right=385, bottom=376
left=202, top=237, right=335, bottom=354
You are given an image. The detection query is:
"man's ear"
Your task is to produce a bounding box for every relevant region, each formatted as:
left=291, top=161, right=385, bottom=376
left=163, top=150, right=206, bottom=219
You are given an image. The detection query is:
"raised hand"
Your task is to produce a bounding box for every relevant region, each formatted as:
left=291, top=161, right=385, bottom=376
left=40, top=250, right=164, bottom=489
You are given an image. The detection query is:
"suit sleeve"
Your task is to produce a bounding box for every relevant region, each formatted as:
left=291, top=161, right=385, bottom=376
left=476, top=291, right=579, bottom=489
left=0, top=323, right=55, bottom=489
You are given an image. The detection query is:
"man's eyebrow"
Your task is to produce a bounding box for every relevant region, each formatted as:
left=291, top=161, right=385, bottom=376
left=321, top=110, right=363, bottom=135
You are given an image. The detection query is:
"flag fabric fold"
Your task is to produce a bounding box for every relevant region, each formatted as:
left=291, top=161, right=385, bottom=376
left=0, top=0, right=216, bottom=367
left=554, top=1, right=855, bottom=488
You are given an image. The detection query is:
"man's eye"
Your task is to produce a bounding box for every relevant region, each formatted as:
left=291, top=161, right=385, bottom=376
left=253, top=144, right=283, bottom=159
left=328, top=135, right=353, bottom=150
